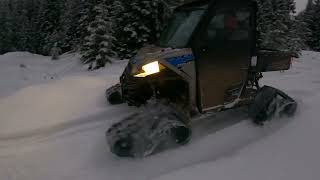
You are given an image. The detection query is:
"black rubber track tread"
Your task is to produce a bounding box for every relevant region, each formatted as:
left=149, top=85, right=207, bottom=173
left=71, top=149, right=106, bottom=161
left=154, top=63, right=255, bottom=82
left=249, top=86, right=297, bottom=124
left=106, top=100, right=192, bottom=157
left=106, top=84, right=124, bottom=105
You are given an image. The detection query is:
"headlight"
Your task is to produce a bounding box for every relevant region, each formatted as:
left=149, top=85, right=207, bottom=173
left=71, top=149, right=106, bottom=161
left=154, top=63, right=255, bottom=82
left=134, top=61, right=161, bottom=78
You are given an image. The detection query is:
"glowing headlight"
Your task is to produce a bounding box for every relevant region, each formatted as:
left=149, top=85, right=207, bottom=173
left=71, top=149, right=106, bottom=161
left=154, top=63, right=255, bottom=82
left=134, top=61, right=160, bottom=78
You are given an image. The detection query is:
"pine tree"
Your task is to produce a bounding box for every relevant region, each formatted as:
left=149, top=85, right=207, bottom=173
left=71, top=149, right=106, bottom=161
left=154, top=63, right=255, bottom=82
left=60, top=0, right=84, bottom=52
left=283, top=0, right=303, bottom=56
left=296, top=11, right=312, bottom=50
left=115, top=0, right=170, bottom=59
left=24, top=0, right=43, bottom=53
left=3, top=0, right=21, bottom=52
left=306, top=0, right=314, bottom=10
left=39, top=0, right=64, bottom=55
left=256, top=0, right=301, bottom=55
left=15, top=0, right=33, bottom=51
left=313, top=0, right=320, bottom=51
left=0, top=0, right=66, bottom=55
left=303, top=0, right=320, bottom=51
left=78, top=0, right=97, bottom=47
left=111, top=0, right=128, bottom=58
left=81, top=1, right=116, bottom=70
left=0, top=1, right=11, bottom=54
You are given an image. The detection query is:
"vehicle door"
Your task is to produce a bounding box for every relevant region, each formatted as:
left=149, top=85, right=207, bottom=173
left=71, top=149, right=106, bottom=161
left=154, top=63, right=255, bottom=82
left=192, top=0, right=254, bottom=111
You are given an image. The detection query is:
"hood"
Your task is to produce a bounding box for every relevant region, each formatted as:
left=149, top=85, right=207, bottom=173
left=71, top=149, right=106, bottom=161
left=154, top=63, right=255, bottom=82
left=126, top=45, right=194, bottom=76
left=131, top=45, right=193, bottom=66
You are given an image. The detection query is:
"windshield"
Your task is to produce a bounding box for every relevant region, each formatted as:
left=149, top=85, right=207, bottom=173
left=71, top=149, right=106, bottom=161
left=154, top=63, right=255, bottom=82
left=158, top=8, right=206, bottom=48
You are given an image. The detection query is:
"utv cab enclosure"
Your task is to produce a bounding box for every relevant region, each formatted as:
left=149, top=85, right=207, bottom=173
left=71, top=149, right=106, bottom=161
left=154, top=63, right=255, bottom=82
left=106, top=0, right=297, bottom=157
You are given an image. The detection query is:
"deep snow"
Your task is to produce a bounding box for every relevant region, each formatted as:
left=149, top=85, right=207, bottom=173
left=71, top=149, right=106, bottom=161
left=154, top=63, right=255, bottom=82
left=0, top=51, right=319, bottom=180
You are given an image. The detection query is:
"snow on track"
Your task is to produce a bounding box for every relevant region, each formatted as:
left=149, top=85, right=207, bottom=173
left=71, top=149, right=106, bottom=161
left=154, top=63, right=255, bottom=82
left=0, top=51, right=320, bottom=180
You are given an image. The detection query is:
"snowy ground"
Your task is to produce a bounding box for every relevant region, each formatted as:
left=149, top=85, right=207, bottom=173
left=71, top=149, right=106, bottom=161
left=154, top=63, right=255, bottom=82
left=0, top=51, right=319, bottom=180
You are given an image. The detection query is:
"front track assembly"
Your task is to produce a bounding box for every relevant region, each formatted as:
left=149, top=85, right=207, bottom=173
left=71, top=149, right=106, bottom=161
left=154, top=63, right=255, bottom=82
left=106, top=101, right=192, bottom=157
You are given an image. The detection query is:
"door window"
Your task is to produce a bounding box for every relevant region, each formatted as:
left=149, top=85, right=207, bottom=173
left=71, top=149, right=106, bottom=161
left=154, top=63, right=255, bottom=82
left=158, top=8, right=206, bottom=48
left=207, top=9, right=250, bottom=42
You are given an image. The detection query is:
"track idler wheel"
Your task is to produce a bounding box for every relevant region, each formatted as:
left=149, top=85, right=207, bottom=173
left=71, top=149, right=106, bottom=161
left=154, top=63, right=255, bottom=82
left=171, top=126, right=192, bottom=145
left=112, top=137, right=134, bottom=157
left=249, top=86, right=297, bottom=125
left=106, top=84, right=124, bottom=105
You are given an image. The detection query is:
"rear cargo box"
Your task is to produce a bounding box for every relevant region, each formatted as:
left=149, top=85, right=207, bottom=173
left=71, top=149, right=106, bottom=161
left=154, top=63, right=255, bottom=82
left=255, top=50, right=292, bottom=72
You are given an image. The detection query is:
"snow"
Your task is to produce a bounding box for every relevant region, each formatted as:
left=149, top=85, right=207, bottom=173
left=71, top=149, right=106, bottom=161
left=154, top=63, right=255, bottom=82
left=0, top=51, right=320, bottom=180
left=0, top=52, right=82, bottom=98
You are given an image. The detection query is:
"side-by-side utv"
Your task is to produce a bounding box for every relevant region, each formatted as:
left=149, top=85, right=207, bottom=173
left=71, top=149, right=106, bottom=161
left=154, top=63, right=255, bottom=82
left=106, top=0, right=297, bottom=157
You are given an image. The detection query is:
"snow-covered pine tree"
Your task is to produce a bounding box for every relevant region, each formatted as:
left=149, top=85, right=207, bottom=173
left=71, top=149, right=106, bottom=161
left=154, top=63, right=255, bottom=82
left=109, top=0, right=126, bottom=57
left=0, top=1, right=11, bottom=54
left=312, top=0, right=320, bottom=51
left=78, top=0, right=97, bottom=47
left=297, top=0, right=314, bottom=50
left=81, top=1, right=116, bottom=70
left=24, top=0, right=44, bottom=54
left=115, top=0, right=170, bottom=59
left=256, top=0, right=302, bottom=56
left=0, top=0, right=43, bottom=54
left=302, top=0, right=320, bottom=51
left=39, top=0, right=64, bottom=55
left=296, top=10, right=312, bottom=50
left=60, top=0, right=84, bottom=52
left=0, top=0, right=79, bottom=55
left=306, top=0, right=315, bottom=10
left=15, top=0, right=38, bottom=52
left=4, top=0, right=21, bottom=52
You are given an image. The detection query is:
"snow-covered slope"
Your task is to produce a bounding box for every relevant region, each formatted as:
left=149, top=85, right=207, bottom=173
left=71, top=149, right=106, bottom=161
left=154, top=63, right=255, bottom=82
left=0, top=51, right=319, bottom=180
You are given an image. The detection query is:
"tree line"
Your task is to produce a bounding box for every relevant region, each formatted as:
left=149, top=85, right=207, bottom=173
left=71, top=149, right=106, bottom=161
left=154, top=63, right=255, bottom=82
left=0, top=0, right=171, bottom=69
left=0, top=0, right=319, bottom=69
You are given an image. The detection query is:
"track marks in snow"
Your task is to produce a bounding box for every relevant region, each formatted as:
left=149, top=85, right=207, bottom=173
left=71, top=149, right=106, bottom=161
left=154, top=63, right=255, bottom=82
left=0, top=106, right=133, bottom=147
